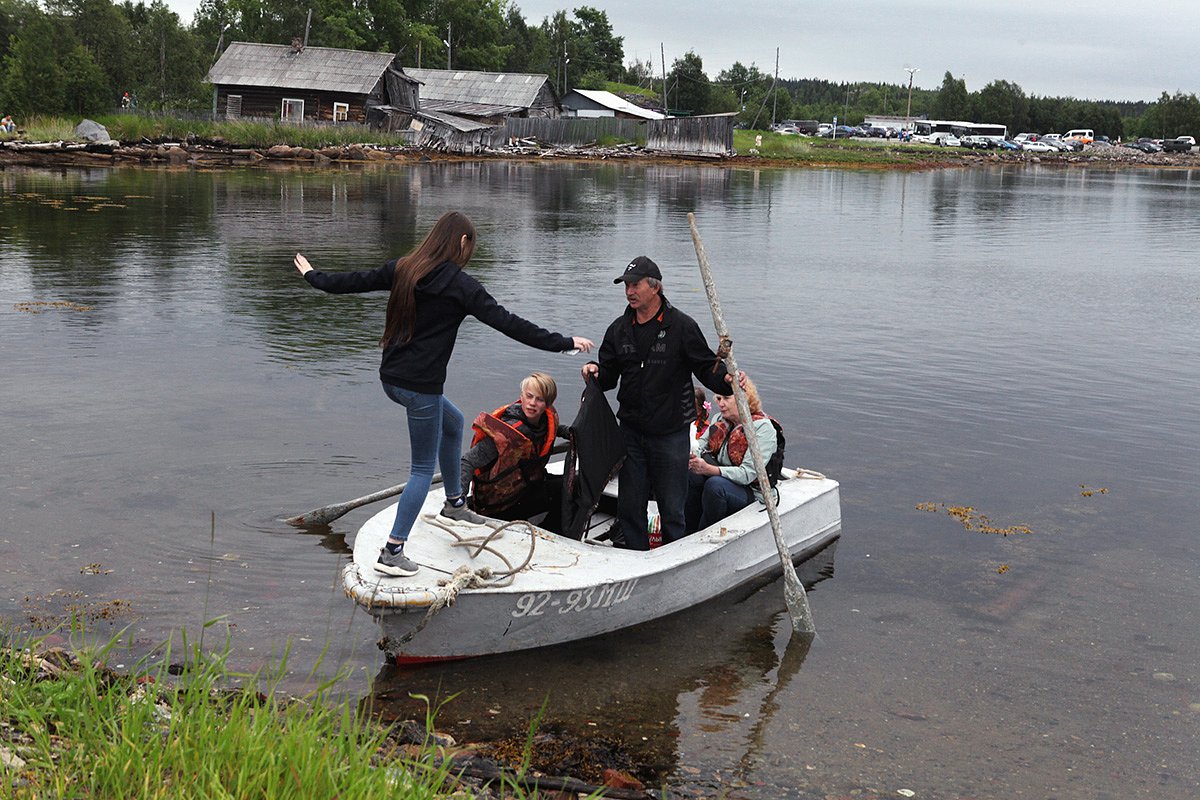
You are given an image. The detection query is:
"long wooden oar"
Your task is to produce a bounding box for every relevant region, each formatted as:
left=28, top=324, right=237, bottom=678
left=687, top=212, right=816, bottom=637
left=285, top=442, right=569, bottom=527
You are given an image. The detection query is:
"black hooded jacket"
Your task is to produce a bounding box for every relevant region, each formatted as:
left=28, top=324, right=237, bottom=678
left=305, top=259, right=573, bottom=394
left=589, top=297, right=731, bottom=435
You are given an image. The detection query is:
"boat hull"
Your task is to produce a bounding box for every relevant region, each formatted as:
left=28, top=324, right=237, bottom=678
left=342, top=471, right=841, bottom=661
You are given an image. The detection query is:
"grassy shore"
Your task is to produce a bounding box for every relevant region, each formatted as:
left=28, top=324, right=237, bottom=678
left=0, top=630, right=477, bottom=799
left=2, top=113, right=959, bottom=168
left=3, top=114, right=416, bottom=151
left=732, top=128, right=960, bottom=166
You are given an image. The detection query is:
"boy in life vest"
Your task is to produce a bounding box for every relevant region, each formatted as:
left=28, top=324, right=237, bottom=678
left=684, top=375, right=779, bottom=534
left=461, top=372, right=566, bottom=526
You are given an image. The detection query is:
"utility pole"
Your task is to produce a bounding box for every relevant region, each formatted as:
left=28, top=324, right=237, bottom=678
left=562, top=38, right=569, bottom=94
left=772, top=47, right=779, bottom=127
left=905, top=67, right=919, bottom=126
left=660, top=43, right=668, bottom=117
left=444, top=22, right=451, bottom=70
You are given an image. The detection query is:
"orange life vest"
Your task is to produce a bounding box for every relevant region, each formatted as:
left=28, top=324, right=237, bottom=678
left=469, top=403, right=558, bottom=515
left=705, top=412, right=767, bottom=466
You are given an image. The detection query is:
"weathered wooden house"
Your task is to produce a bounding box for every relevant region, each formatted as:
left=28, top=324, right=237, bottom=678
left=206, top=41, right=400, bottom=123
left=403, top=68, right=558, bottom=123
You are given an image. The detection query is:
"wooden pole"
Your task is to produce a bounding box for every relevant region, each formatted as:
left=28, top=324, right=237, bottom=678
left=285, top=442, right=568, bottom=527
left=687, top=212, right=816, bottom=636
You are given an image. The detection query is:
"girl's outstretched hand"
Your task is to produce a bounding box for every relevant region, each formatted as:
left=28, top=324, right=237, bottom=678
left=571, top=336, right=594, bottom=353
left=294, top=253, right=313, bottom=276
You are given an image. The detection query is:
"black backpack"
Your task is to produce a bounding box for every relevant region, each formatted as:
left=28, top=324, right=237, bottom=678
left=764, top=417, right=786, bottom=488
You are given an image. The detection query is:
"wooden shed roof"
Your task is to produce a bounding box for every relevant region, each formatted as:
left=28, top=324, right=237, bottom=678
left=404, top=68, right=552, bottom=109
left=207, top=42, right=397, bottom=95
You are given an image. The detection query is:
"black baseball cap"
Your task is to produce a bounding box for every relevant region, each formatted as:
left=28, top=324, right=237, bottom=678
left=614, top=256, right=662, bottom=284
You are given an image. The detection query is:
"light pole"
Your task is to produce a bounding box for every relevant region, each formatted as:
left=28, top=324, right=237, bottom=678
left=443, top=23, right=451, bottom=70
left=905, top=67, right=919, bottom=126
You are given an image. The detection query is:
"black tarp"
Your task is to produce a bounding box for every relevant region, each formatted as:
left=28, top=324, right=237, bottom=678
left=559, top=379, right=625, bottom=540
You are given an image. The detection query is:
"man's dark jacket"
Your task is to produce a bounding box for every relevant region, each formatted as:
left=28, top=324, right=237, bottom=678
left=590, top=297, right=731, bottom=435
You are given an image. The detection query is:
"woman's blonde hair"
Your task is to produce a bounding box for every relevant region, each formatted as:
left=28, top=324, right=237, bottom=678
left=521, top=371, right=558, bottom=407
left=382, top=211, right=476, bottom=345
left=716, top=376, right=762, bottom=415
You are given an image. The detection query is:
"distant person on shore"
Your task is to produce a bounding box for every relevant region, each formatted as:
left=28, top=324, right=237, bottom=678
left=1, top=114, right=15, bottom=133
left=460, top=372, right=566, bottom=526
left=294, top=211, right=593, bottom=577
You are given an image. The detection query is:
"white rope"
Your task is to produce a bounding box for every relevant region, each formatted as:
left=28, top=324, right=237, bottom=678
left=390, top=515, right=542, bottom=645
left=792, top=468, right=827, bottom=480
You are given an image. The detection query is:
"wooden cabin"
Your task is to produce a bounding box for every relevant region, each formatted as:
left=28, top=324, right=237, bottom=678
left=206, top=41, right=401, bottom=124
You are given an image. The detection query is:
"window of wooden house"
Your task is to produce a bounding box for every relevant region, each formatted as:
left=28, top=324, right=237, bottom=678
left=333, top=102, right=349, bottom=122
left=282, top=98, right=305, bottom=122
left=225, top=94, right=242, bottom=119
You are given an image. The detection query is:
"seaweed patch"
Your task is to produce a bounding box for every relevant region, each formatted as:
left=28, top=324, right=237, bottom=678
left=14, top=300, right=94, bottom=313
left=915, top=501, right=1033, bottom=536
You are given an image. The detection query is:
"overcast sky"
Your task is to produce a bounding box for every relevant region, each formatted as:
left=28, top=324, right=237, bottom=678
left=168, top=0, right=1194, bottom=103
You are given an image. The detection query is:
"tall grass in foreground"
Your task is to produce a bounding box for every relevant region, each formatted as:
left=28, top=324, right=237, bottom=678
left=0, top=628, right=465, bottom=799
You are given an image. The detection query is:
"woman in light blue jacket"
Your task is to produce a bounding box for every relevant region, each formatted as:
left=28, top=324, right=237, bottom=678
left=684, top=376, right=777, bottom=533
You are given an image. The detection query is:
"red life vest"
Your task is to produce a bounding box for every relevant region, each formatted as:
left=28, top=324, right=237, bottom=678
left=470, top=403, right=558, bottom=515
left=705, top=412, right=767, bottom=466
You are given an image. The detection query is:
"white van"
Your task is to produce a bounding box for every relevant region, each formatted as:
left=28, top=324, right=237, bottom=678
left=1064, top=129, right=1094, bottom=143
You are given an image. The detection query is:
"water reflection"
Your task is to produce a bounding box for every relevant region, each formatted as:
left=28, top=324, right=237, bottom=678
left=366, top=541, right=836, bottom=784
left=4, top=161, right=1200, bottom=798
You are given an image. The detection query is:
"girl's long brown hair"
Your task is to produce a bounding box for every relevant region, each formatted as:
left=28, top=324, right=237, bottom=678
left=382, top=211, right=476, bottom=345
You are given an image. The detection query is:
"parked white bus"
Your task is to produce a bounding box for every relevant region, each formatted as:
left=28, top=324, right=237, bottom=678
left=909, top=120, right=1008, bottom=145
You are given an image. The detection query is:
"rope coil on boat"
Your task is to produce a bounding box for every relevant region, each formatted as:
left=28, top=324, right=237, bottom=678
left=385, top=515, right=541, bottom=645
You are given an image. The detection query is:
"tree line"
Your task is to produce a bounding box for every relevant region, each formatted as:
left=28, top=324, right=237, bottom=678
left=1, top=0, right=1195, bottom=141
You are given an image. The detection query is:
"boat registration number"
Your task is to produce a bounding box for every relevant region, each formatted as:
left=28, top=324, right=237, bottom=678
left=511, top=579, right=639, bottom=618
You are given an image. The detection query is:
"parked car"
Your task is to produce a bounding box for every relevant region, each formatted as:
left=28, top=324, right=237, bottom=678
left=939, top=134, right=962, bottom=147
left=960, top=135, right=993, bottom=149
left=1013, top=132, right=1038, bottom=144
left=824, top=125, right=857, bottom=138
left=1136, top=138, right=1163, bottom=152
left=1123, top=141, right=1155, bottom=153
left=1064, top=128, right=1094, bottom=143
left=1021, top=140, right=1056, bottom=153
left=1040, top=134, right=1080, bottom=152
left=995, top=138, right=1021, bottom=151
left=1161, top=136, right=1194, bottom=153
left=774, top=126, right=801, bottom=136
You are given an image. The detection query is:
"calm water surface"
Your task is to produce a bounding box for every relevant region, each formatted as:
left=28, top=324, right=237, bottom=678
left=2, top=161, right=1198, bottom=798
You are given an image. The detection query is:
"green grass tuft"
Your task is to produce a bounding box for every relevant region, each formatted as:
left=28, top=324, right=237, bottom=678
left=0, top=627, right=474, bottom=799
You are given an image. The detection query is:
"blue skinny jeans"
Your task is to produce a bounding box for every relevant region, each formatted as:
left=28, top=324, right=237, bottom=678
left=381, top=383, right=466, bottom=544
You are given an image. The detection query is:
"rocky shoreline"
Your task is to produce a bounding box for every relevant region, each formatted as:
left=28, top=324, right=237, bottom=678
left=0, top=137, right=701, bottom=168
left=5, top=136, right=1200, bottom=170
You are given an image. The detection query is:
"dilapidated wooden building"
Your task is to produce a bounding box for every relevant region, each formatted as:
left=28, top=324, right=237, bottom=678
left=207, top=41, right=400, bottom=123
left=403, top=68, right=558, bottom=123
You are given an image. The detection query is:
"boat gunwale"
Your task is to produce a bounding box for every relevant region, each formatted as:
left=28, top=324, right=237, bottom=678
left=342, top=473, right=841, bottom=611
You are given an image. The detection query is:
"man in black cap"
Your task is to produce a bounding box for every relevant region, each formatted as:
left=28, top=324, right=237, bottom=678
left=582, top=256, right=734, bottom=550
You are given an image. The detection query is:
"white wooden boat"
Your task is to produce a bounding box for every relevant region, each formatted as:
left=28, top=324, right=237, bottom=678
left=341, top=465, right=841, bottom=663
